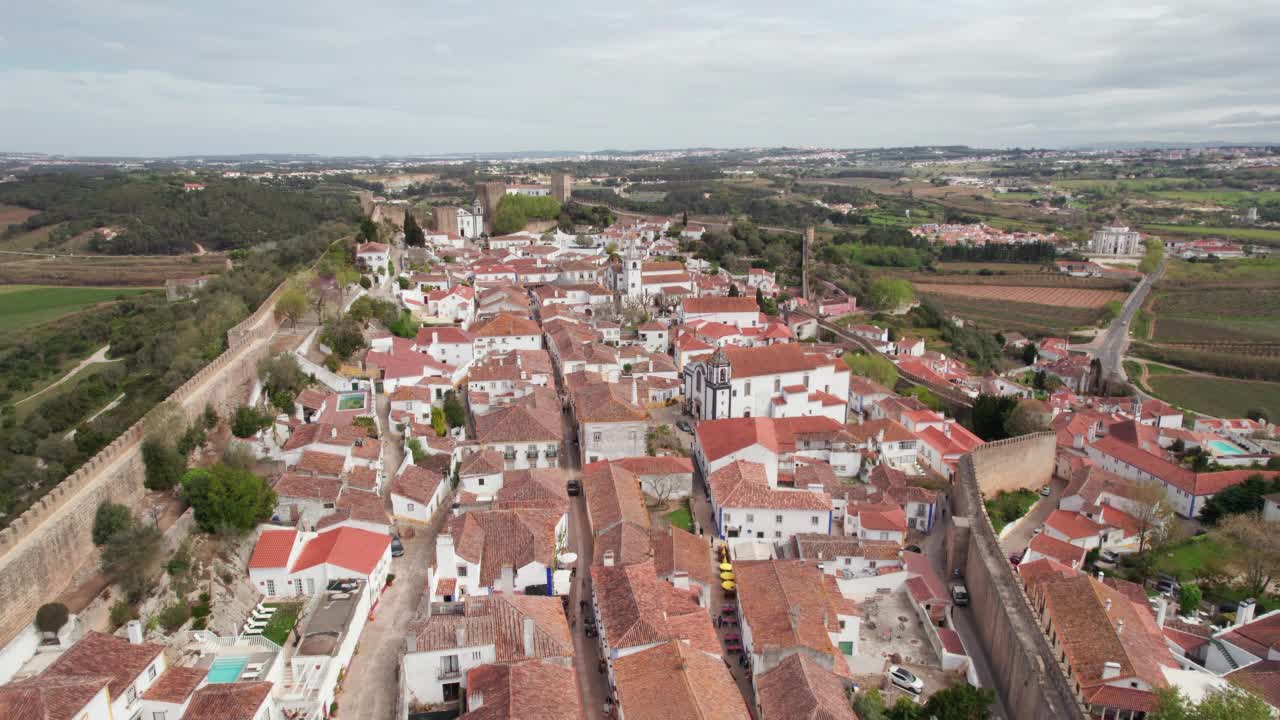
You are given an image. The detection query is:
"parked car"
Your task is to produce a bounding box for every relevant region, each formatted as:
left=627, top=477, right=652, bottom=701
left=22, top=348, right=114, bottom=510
left=1156, top=578, right=1179, bottom=595
left=567, top=479, right=582, bottom=497
left=951, top=583, right=970, bottom=606
left=888, top=665, right=924, bottom=695
left=1099, top=550, right=1120, bottom=565
left=1009, top=553, right=1022, bottom=567
left=1039, top=485, right=1052, bottom=497
left=677, top=419, right=693, bottom=433
left=390, top=534, right=405, bottom=558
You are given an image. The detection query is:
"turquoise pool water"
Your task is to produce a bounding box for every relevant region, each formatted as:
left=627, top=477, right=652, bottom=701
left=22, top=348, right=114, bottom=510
left=1209, top=440, right=1245, bottom=455
left=337, top=392, right=366, bottom=411
left=207, top=656, right=249, bottom=683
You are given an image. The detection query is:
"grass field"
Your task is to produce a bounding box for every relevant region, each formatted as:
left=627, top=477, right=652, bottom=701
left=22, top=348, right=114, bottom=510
left=0, top=285, right=153, bottom=333
left=0, top=204, right=39, bottom=229
left=262, top=602, right=303, bottom=645
left=1147, top=190, right=1280, bottom=205
left=914, top=283, right=1126, bottom=309
left=1149, top=259, right=1280, bottom=347
left=1154, top=535, right=1230, bottom=582
left=1146, top=374, right=1280, bottom=420
left=1162, top=257, right=1280, bottom=287
left=1142, top=223, right=1280, bottom=245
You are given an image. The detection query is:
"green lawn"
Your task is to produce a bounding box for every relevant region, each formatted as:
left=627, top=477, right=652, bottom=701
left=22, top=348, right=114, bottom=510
left=1153, top=535, right=1228, bottom=581
left=666, top=503, right=693, bottom=532
left=1146, top=190, right=1280, bottom=205
left=1145, top=362, right=1188, bottom=375
left=1147, top=375, right=1280, bottom=421
left=985, top=489, right=1039, bottom=533
left=262, top=602, right=303, bottom=645
left=0, top=285, right=152, bottom=333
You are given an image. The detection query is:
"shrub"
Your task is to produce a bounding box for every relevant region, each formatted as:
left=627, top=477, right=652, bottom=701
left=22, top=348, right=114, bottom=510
left=102, top=524, right=164, bottom=603
left=93, top=502, right=133, bottom=545
left=35, top=603, right=69, bottom=634
left=142, top=438, right=187, bottom=490
left=230, top=405, right=273, bottom=438
left=359, top=276, right=372, bottom=289
left=190, top=603, right=211, bottom=619
left=431, top=406, right=447, bottom=437
left=157, top=603, right=191, bottom=632
left=109, top=600, right=136, bottom=629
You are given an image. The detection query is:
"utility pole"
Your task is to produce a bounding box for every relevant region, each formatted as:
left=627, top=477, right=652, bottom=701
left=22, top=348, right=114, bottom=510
left=802, top=226, right=814, bottom=302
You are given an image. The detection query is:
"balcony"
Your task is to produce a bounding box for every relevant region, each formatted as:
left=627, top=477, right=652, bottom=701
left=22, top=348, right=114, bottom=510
left=525, top=451, right=539, bottom=459
left=503, top=452, right=517, bottom=460
left=545, top=448, right=558, bottom=458
left=438, top=666, right=462, bottom=680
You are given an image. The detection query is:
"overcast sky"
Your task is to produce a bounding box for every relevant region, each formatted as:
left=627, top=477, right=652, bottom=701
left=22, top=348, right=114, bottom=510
left=2, top=0, right=1278, bottom=156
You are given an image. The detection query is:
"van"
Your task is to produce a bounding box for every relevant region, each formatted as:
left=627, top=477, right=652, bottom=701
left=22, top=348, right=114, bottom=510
left=951, top=583, right=970, bottom=606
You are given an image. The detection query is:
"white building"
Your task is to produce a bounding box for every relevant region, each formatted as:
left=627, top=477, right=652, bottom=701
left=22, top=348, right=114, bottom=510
left=247, top=526, right=392, bottom=601
left=707, top=460, right=832, bottom=543
left=1088, top=226, right=1142, bottom=256
left=682, top=344, right=850, bottom=422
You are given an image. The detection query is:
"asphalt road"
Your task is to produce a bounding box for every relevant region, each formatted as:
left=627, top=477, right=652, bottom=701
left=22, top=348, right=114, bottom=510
left=1081, top=256, right=1168, bottom=383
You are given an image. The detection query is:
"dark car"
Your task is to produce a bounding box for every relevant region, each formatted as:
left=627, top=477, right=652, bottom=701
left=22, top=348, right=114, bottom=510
left=390, top=534, right=405, bottom=558
left=567, top=479, right=582, bottom=496
left=677, top=419, right=693, bottom=433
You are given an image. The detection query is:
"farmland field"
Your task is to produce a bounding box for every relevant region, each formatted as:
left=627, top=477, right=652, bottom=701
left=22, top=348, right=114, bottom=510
left=1146, top=375, right=1280, bottom=421
left=0, top=253, right=226, bottom=286
left=918, top=293, right=1102, bottom=335
left=0, top=204, right=39, bottom=229
left=1149, top=259, right=1280, bottom=348
left=0, top=285, right=154, bottom=333
left=913, top=283, right=1126, bottom=308
left=1141, top=224, right=1280, bottom=246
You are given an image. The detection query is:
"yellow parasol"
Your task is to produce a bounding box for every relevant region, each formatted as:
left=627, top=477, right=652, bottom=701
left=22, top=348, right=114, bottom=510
left=720, top=571, right=735, bottom=581
left=721, top=580, right=737, bottom=591
left=718, top=562, right=733, bottom=571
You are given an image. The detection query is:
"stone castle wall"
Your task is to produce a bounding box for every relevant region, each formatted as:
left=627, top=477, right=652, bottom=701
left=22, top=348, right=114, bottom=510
left=951, top=434, right=1087, bottom=720
left=0, top=281, right=287, bottom=647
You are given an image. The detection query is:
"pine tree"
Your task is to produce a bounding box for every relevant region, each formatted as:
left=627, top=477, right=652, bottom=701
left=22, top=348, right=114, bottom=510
left=403, top=209, right=425, bottom=246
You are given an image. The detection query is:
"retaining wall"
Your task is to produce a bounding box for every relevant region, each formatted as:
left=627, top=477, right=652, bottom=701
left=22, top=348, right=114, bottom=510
left=950, top=433, right=1087, bottom=720
left=0, top=281, right=288, bottom=648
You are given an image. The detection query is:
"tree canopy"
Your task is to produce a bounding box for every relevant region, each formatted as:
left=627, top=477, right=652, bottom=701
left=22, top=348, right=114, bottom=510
left=180, top=464, right=277, bottom=533
left=867, top=277, right=915, bottom=311
left=844, top=352, right=899, bottom=389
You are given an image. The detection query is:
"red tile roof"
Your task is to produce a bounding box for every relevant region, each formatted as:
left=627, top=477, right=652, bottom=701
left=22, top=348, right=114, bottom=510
left=1028, top=533, right=1087, bottom=568
left=462, top=660, right=582, bottom=720
left=681, top=296, right=760, bottom=314
left=41, top=631, right=164, bottom=700
left=709, top=460, right=830, bottom=511
left=142, top=666, right=206, bottom=703
left=248, top=529, right=298, bottom=569
left=391, top=464, right=443, bottom=504
left=472, top=312, right=540, bottom=337
left=756, top=652, right=856, bottom=720
left=695, top=416, right=846, bottom=462
left=183, top=681, right=272, bottom=720
left=0, top=674, right=109, bottom=720
left=612, top=640, right=750, bottom=720
left=1046, top=509, right=1105, bottom=540
left=291, top=526, right=390, bottom=575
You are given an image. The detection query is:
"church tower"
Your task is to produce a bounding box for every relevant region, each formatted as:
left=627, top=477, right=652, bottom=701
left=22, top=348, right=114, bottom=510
left=706, top=348, right=732, bottom=419
left=624, top=246, right=644, bottom=299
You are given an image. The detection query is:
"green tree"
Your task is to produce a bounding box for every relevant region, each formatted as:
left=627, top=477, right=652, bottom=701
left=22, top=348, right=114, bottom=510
left=403, top=208, right=425, bottom=246
left=1021, top=343, right=1038, bottom=365
left=1178, top=583, right=1202, bottom=613
left=432, top=406, right=448, bottom=437
left=101, top=523, right=163, bottom=602
left=969, top=394, right=1019, bottom=441
left=142, top=437, right=187, bottom=490
left=259, top=353, right=308, bottom=398
left=93, top=502, right=133, bottom=545
left=359, top=217, right=378, bottom=243
left=276, top=283, right=309, bottom=328
left=231, top=405, right=273, bottom=438
left=1151, top=685, right=1271, bottom=720
left=728, top=283, right=741, bottom=297
left=1003, top=400, right=1050, bottom=437
left=320, top=316, right=366, bottom=359
left=921, top=684, right=996, bottom=720
left=844, top=352, right=899, bottom=389
left=443, top=391, right=467, bottom=428
left=1216, top=512, right=1280, bottom=597
left=868, top=277, right=914, bottom=311
left=850, top=690, right=889, bottom=720
left=180, top=464, right=277, bottom=534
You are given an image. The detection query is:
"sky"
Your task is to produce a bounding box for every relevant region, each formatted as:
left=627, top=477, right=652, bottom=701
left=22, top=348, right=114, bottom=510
left=2, top=0, right=1278, bottom=156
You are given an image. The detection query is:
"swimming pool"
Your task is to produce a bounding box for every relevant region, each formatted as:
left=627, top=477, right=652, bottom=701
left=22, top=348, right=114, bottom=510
left=338, top=392, right=366, bottom=411
left=1209, top=440, right=1246, bottom=456
left=207, top=656, right=249, bottom=683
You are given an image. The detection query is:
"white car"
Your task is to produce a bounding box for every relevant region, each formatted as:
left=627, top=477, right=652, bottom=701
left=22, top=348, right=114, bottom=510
left=1039, top=485, right=1052, bottom=497
left=888, top=665, right=924, bottom=695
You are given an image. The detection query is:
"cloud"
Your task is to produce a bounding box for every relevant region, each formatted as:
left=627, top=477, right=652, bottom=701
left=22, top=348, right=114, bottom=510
left=0, top=0, right=1276, bottom=154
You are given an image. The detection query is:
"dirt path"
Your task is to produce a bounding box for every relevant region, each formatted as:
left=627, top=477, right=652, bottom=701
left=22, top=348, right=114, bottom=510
left=16, top=345, right=114, bottom=406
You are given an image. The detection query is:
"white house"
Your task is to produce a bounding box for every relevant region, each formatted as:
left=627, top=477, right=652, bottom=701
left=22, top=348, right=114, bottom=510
left=247, top=526, right=392, bottom=602
left=470, top=312, right=543, bottom=360
left=679, top=296, right=762, bottom=327
left=430, top=508, right=563, bottom=601
left=356, top=242, right=391, bottom=272
left=389, top=462, right=448, bottom=523
left=707, top=460, right=832, bottom=543
left=3, top=630, right=168, bottom=720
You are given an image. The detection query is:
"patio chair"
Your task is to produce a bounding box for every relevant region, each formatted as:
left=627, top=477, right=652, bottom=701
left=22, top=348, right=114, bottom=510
left=243, top=627, right=263, bottom=636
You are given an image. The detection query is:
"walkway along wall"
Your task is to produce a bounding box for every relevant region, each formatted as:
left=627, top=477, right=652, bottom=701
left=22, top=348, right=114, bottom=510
left=0, top=281, right=289, bottom=648
left=948, top=433, right=1088, bottom=720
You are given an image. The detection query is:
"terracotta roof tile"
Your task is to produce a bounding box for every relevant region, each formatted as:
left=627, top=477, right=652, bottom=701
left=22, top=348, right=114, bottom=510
left=290, top=526, right=390, bottom=575
left=183, top=681, right=272, bottom=720
left=709, top=460, right=830, bottom=512
left=41, top=631, right=164, bottom=700
left=391, top=464, right=443, bottom=504
left=0, top=674, right=110, bottom=720
left=248, top=529, right=298, bottom=569
left=462, top=660, right=582, bottom=720
left=141, top=666, right=206, bottom=703
left=450, top=509, right=561, bottom=587
left=756, top=653, right=856, bottom=720
left=613, top=640, right=750, bottom=720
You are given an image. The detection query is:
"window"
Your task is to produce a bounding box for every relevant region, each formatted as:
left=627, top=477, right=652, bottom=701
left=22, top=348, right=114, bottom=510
left=266, top=580, right=276, bottom=596
left=458, top=565, right=468, bottom=577
left=869, top=561, right=877, bottom=568
left=723, top=513, right=731, bottom=523
left=147, top=664, right=157, bottom=680
left=323, top=502, right=335, bottom=509
left=879, top=532, right=889, bottom=540
left=593, top=432, right=602, bottom=443
left=408, top=502, right=416, bottom=511
left=154, top=713, right=168, bottom=720
left=126, top=686, right=137, bottom=705
left=473, top=651, right=483, bottom=660
left=744, top=381, right=751, bottom=395
left=844, top=558, right=851, bottom=565
left=803, top=374, right=810, bottom=388
left=775, top=515, right=782, bottom=523
left=811, top=516, right=820, bottom=526
left=774, top=378, right=781, bottom=392
left=774, top=531, right=782, bottom=538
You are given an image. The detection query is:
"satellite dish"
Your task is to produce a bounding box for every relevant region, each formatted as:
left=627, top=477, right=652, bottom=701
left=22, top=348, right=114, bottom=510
left=558, top=552, right=578, bottom=566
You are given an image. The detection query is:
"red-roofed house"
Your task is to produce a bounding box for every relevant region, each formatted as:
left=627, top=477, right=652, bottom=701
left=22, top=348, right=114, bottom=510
left=389, top=462, right=448, bottom=523
left=682, top=345, right=850, bottom=423
left=707, top=461, right=832, bottom=543
left=247, top=526, right=392, bottom=602
left=694, top=415, right=857, bottom=484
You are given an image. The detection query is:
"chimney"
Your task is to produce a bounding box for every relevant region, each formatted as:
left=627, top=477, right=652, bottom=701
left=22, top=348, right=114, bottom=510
left=522, top=616, right=536, bottom=657
left=1156, top=597, right=1168, bottom=628
left=630, top=379, right=638, bottom=406
left=500, top=564, right=515, bottom=593
left=671, top=571, right=690, bottom=591
left=603, top=550, right=615, bottom=567
left=1105, top=598, right=1112, bottom=612
left=1101, top=661, right=1122, bottom=680
left=469, top=691, right=484, bottom=710
left=1237, top=598, right=1257, bottom=627
left=1117, top=619, right=1124, bottom=635
left=1097, top=571, right=1105, bottom=583
left=330, top=426, right=337, bottom=439
left=456, top=625, right=467, bottom=647
left=126, top=620, right=144, bottom=645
